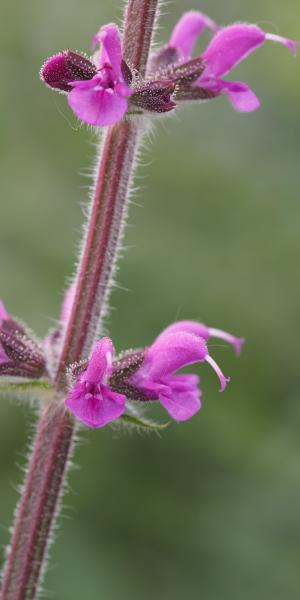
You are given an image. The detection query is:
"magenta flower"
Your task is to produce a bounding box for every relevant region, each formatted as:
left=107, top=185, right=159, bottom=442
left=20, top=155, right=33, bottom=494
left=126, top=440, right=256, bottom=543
left=41, top=12, right=297, bottom=123
left=65, top=337, right=126, bottom=428
left=128, top=326, right=231, bottom=422
left=166, top=11, right=297, bottom=112
left=65, top=321, right=243, bottom=427
left=41, top=24, right=132, bottom=127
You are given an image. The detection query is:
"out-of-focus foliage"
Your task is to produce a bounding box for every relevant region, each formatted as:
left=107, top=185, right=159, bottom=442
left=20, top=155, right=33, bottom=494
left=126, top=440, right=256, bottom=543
left=0, top=1, right=300, bottom=598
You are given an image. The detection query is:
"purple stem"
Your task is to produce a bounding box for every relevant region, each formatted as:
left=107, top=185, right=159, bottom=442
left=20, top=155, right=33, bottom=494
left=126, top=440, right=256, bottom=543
left=0, top=1, right=159, bottom=598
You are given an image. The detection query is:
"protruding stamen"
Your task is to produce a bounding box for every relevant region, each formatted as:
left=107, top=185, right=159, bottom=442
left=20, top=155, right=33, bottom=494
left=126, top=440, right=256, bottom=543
left=205, top=354, right=230, bottom=392
left=208, top=327, right=245, bottom=356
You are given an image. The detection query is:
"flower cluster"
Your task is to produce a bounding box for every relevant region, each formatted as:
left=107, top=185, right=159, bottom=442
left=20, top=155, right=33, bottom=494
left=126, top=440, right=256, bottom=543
left=65, top=321, right=244, bottom=428
left=40, top=11, right=296, bottom=126
left=0, top=292, right=243, bottom=429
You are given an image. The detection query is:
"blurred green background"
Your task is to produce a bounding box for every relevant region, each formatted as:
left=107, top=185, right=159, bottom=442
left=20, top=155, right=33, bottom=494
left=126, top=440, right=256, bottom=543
left=0, top=1, right=300, bottom=598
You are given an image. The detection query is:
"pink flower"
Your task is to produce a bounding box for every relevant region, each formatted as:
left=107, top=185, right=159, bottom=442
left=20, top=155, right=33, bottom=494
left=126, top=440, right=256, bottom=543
left=128, top=324, right=235, bottom=422
left=65, top=338, right=126, bottom=428
left=65, top=321, right=243, bottom=427
left=41, top=24, right=132, bottom=127
left=167, top=11, right=297, bottom=112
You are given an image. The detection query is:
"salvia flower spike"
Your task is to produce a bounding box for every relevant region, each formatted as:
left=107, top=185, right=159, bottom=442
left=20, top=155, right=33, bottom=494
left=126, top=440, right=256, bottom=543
left=40, top=11, right=297, bottom=126
left=65, top=321, right=243, bottom=427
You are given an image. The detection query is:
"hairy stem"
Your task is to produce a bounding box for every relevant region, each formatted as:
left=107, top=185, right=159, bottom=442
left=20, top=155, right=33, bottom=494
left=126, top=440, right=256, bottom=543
left=1, top=405, right=74, bottom=600
left=1, top=1, right=160, bottom=598
left=55, top=118, right=139, bottom=386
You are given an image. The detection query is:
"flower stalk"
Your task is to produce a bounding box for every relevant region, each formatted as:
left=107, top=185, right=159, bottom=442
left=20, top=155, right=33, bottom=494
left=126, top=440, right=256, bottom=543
left=0, top=1, right=160, bottom=597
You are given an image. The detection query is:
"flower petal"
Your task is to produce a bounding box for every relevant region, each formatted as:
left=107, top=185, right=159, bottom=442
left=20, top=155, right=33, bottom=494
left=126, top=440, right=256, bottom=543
left=159, top=387, right=201, bottom=421
left=65, top=383, right=126, bottom=428
left=155, top=320, right=244, bottom=354
left=154, top=320, right=209, bottom=343
left=222, top=81, right=260, bottom=112
left=92, top=23, right=123, bottom=79
left=85, top=338, right=115, bottom=384
left=202, top=24, right=265, bottom=78
left=169, top=11, right=219, bottom=60
left=143, top=331, right=208, bottom=380
left=68, top=82, right=128, bottom=126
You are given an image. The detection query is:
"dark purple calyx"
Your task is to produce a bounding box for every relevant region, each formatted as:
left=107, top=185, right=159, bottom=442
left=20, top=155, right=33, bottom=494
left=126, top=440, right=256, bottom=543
left=168, top=56, right=206, bottom=84
left=40, top=50, right=97, bottom=92
left=174, top=87, right=216, bottom=102
left=161, top=57, right=216, bottom=102
left=130, top=80, right=176, bottom=113
left=0, top=319, right=46, bottom=378
left=109, top=350, right=148, bottom=401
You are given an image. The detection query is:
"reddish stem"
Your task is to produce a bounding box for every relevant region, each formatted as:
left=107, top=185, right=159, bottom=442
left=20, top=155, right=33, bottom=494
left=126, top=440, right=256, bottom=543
left=1, top=406, right=74, bottom=600
left=55, top=119, right=139, bottom=386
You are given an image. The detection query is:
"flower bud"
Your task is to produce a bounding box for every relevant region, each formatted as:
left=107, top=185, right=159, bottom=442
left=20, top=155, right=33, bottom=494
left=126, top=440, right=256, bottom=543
left=130, top=80, right=176, bottom=113
left=0, top=319, right=46, bottom=378
left=40, top=50, right=97, bottom=92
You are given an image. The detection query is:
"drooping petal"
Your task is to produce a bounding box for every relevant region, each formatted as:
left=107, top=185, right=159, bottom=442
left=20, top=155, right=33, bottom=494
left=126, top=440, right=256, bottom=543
left=142, top=331, right=208, bottom=380
left=92, top=23, right=123, bottom=79
left=68, top=78, right=128, bottom=126
left=65, top=382, right=126, bottom=428
left=220, top=80, right=260, bottom=112
left=202, top=24, right=265, bottom=78
left=159, top=374, right=201, bottom=421
left=169, top=11, right=219, bottom=61
left=85, top=338, right=115, bottom=384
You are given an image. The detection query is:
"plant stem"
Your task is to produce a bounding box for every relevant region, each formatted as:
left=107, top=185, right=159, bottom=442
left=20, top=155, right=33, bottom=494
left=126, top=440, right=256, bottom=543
left=1, top=405, right=74, bottom=600
left=0, top=1, right=160, bottom=598
left=55, top=118, right=140, bottom=386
